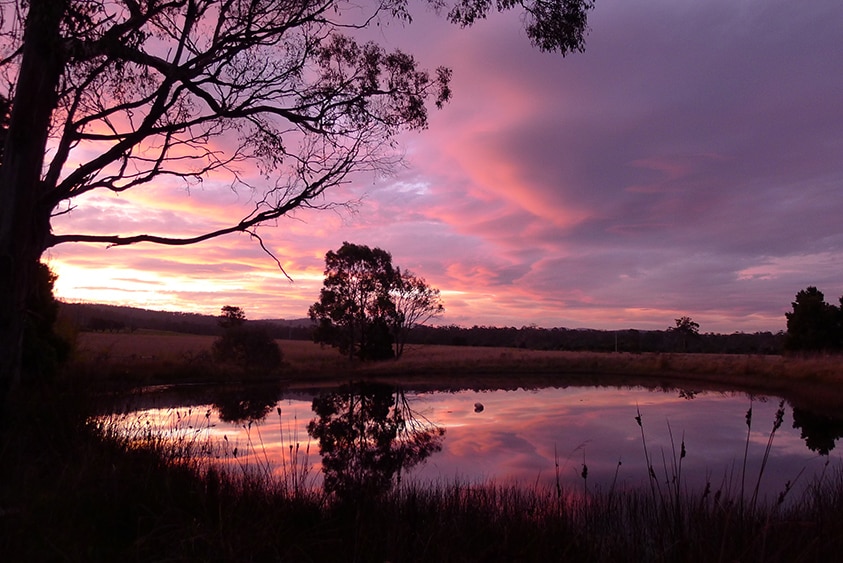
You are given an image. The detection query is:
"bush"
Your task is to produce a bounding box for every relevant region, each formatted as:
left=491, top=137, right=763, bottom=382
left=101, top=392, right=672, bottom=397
left=212, top=325, right=283, bottom=375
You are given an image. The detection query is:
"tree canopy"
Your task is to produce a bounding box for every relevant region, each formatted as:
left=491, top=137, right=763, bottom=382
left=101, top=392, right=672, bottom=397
left=785, top=287, right=842, bottom=352
left=211, top=306, right=283, bottom=374
left=309, top=241, right=443, bottom=360
left=0, top=0, right=593, bottom=386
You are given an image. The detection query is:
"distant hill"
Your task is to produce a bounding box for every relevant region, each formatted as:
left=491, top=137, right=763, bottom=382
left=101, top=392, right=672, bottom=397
left=59, top=302, right=314, bottom=340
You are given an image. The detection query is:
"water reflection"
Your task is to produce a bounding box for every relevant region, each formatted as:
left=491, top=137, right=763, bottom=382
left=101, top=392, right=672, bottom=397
left=210, top=381, right=283, bottom=423
left=792, top=407, right=843, bottom=455
left=113, top=383, right=843, bottom=502
left=307, top=382, right=445, bottom=499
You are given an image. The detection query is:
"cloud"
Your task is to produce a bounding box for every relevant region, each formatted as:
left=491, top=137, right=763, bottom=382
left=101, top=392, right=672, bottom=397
left=49, top=0, right=843, bottom=333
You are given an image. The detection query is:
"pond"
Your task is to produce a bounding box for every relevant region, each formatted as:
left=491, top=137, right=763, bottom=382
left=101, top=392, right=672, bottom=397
left=109, top=380, right=843, bottom=503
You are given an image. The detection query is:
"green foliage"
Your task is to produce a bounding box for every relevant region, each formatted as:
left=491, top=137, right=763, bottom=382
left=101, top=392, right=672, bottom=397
left=785, top=287, right=841, bottom=352
left=212, top=307, right=283, bottom=375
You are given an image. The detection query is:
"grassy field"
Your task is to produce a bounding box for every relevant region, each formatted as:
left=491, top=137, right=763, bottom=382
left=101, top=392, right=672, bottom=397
left=73, top=330, right=843, bottom=411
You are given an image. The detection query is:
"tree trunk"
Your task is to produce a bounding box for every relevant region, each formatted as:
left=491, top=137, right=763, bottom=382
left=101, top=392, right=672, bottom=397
left=0, top=0, right=65, bottom=395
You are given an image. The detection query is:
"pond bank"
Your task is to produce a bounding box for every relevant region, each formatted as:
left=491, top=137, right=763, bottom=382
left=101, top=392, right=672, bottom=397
left=71, top=332, right=843, bottom=414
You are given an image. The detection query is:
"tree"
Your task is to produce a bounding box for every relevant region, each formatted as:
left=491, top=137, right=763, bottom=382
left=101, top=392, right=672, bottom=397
left=212, top=306, right=283, bottom=375
left=309, top=242, right=399, bottom=360
left=22, top=263, right=74, bottom=380
left=391, top=269, right=444, bottom=358
left=785, top=287, right=840, bottom=352
left=218, top=305, right=246, bottom=330
left=0, top=0, right=593, bottom=389
left=669, top=316, right=699, bottom=352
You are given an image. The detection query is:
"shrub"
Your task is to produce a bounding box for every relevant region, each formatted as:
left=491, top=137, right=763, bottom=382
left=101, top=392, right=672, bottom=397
left=212, top=325, right=283, bottom=375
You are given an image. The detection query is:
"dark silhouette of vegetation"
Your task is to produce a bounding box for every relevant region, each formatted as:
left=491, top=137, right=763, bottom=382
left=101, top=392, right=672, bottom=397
left=307, top=382, right=444, bottom=501
left=87, top=317, right=128, bottom=333
left=309, top=243, right=399, bottom=360
left=392, top=269, right=445, bottom=358
left=669, top=316, right=700, bottom=352
left=212, top=307, right=283, bottom=376
left=408, top=324, right=784, bottom=355
left=309, top=242, right=443, bottom=360
left=792, top=407, right=843, bottom=455
left=211, top=382, right=284, bottom=423
left=0, top=0, right=593, bottom=393
left=21, top=263, right=73, bottom=381
left=62, top=302, right=315, bottom=339
left=785, top=286, right=842, bottom=352
left=62, top=300, right=786, bottom=355
left=217, top=305, right=246, bottom=330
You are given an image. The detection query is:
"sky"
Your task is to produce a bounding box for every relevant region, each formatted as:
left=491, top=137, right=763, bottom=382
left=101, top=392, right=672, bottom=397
left=45, top=0, right=843, bottom=333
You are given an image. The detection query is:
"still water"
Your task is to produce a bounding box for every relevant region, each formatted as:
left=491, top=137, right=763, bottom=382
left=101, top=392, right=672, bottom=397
left=114, top=382, right=842, bottom=501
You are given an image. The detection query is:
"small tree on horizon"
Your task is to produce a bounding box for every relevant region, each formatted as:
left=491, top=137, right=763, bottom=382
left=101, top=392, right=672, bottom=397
left=669, top=316, right=700, bottom=352
left=218, top=305, right=247, bottom=330
left=212, top=306, right=283, bottom=375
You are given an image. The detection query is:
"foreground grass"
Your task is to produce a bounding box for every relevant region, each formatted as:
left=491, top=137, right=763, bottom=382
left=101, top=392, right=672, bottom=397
left=4, top=381, right=843, bottom=562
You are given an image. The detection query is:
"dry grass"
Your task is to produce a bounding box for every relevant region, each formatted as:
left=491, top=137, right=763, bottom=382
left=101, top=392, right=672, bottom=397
left=71, top=331, right=843, bottom=411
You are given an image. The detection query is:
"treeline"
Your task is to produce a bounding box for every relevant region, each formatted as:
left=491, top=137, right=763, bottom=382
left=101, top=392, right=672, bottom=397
left=406, top=325, right=785, bottom=355
left=59, top=302, right=314, bottom=340
left=61, top=302, right=785, bottom=355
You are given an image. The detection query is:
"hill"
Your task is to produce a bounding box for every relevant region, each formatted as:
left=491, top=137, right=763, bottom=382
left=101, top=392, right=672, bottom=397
left=59, top=302, right=314, bottom=340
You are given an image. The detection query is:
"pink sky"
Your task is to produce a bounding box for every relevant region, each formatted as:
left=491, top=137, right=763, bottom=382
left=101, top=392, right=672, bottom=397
left=45, top=0, right=843, bottom=333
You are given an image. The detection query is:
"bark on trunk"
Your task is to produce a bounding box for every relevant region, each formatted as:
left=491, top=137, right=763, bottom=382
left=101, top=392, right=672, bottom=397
left=0, top=0, right=66, bottom=394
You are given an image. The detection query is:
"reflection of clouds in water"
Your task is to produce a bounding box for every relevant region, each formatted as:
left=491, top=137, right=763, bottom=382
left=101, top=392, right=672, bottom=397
left=114, top=386, right=843, bottom=500
left=406, top=387, right=843, bottom=498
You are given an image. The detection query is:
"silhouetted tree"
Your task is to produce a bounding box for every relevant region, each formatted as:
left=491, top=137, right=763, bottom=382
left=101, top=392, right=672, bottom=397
left=212, top=307, right=283, bottom=375
left=785, top=287, right=840, bottom=352
left=309, top=242, right=399, bottom=361
left=0, top=94, right=9, bottom=165
left=391, top=269, right=445, bottom=358
left=669, top=316, right=700, bottom=352
left=22, top=263, right=73, bottom=381
left=218, top=306, right=246, bottom=330
left=307, top=382, right=444, bottom=501
left=0, top=0, right=594, bottom=389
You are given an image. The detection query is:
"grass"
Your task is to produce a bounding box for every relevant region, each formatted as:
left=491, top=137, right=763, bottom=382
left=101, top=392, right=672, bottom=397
left=71, top=331, right=843, bottom=413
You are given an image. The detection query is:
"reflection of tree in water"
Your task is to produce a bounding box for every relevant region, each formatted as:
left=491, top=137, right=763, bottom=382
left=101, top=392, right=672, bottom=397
left=792, top=407, right=843, bottom=455
left=211, top=382, right=283, bottom=423
left=307, top=382, right=444, bottom=499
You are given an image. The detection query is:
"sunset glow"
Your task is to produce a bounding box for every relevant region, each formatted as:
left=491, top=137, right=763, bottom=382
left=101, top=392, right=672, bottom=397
left=47, top=0, right=843, bottom=332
